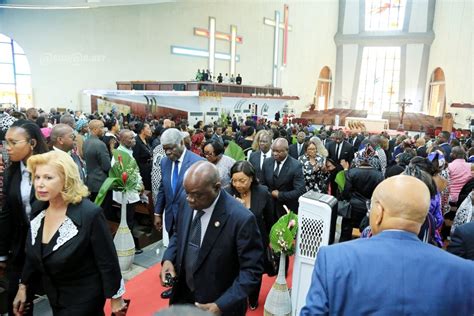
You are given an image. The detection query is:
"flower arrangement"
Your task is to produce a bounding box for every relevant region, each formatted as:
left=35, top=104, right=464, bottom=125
left=94, top=150, right=141, bottom=206
left=269, top=206, right=298, bottom=256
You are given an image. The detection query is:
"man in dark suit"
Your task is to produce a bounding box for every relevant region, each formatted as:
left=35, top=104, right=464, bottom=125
left=83, top=119, right=111, bottom=200
left=288, top=131, right=306, bottom=159
left=319, top=131, right=333, bottom=149
left=248, top=130, right=272, bottom=183
left=301, top=175, right=474, bottom=315
left=154, top=128, right=204, bottom=236
left=349, top=132, right=364, bottom=151
left=160, top=161, right=263, bottom=315
left=448, top=222, right=474, bottom=260
left=437, top=130, right=452, bottom=162
left=51, top=124, right=86, bottom=182
left=261, top=138, right=305, bottom=217
left=327, top=130, right=354, bottom=164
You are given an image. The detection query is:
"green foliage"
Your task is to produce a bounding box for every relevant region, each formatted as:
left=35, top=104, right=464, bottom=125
left=224, top=140, right=245, bottom=161
left=269, top=211, right=298, bottom=256
left=94, top=149, right=141, bottom=206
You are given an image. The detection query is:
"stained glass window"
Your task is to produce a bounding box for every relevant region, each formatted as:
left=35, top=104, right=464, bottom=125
left=356, top=47, right=400, bottom=113
left=0, top=34, right=32, bottom=108
left=365, top=0, right=407, bottom=31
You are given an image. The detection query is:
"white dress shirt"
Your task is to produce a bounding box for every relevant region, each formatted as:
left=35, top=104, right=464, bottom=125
left=20, top=161, right=32, bottom=219
left=170, top=147, right=187, bottom=183
left=193, top=192, right=220, bottom=245
left=260, top=149, right=272, bottom=169
left=274, top=156, right=288, bottom=174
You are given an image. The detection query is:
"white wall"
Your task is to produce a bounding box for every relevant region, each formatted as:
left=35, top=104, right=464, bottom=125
left=0, top=1, right=338, bottom=114
left=427, top=0, right=473, bottom=111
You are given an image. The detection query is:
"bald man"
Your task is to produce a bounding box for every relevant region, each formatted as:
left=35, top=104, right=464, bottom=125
left=51, top=123, right=86, bottom=182
left=160, top=161, right=263, bottom=316
left=83, top=119, right=110, bottom=200
left=301, top=175, right=474, bottom=316
left=261, top=137, right=305, bottom=217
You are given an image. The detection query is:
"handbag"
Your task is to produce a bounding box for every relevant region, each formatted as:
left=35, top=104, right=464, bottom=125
left=337, top=200, right=352, bottom=218
left=264, top=247, right=278, bottom=276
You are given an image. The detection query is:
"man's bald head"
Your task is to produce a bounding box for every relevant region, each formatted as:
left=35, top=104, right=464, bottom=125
left=50, top=123, right=75, bottom=152
left=183, top=161, right=221, bottom=211
left=89, top=119, right=104, bottom=137
left=272, top=137, right=289, bottom=162
left=119, top=129, right=136, bottom=149
left=370, top=175, right=430, bottom=235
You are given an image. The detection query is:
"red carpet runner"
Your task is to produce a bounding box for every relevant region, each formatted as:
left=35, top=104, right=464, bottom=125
left=105, top=258, right=294, bottom=315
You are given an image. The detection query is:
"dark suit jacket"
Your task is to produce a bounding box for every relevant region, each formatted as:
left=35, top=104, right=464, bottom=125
left=261, top=156, right=306, bottom=217
left=416, top=145, right=427, bottom=158
left=83, top=135, right=111, bottom=193
left=349, top=135, right=364, bottom=151
left=22, top=199, right=122, bottom=306
left=248, top=150, right=270, bottom=184
left=448, top=222, right=474, bottom=260
left=327, top=141, right=354, bottom=164
left=163, top=191, right=264, bottom=315
left=225, top=184, right=275, bottom=246
left=155, top=150, right=204, bottom=233
left=133, top=136, right=153, bottom=190
left=289, top=143, right=305, bottom=160
left=0, top=164, right=43, bottom=265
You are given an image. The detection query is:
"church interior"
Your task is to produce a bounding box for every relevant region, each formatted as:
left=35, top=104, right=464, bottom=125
left=0, top=0, right=473, bottom=315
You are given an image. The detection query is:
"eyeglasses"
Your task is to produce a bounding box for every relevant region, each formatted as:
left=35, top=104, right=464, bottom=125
left=203, top=151, right=215, bottom=157
left=5, top=139, right=28, bottom=147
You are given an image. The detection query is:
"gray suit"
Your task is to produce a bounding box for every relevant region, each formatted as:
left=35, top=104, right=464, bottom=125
left=83, top=135, right=111, bottom=193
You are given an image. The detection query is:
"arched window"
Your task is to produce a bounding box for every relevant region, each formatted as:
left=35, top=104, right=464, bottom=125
left=0, top=34, right=32, bottom=108
left=427, top=67, right=446, bottom=117
left=314, top=66, right=332, bottom=110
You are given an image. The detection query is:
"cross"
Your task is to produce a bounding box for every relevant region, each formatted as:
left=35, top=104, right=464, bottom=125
left=264, top=4, right=292, bottom=86
left=396, top=98, right=412, bottom=130
left=171, top=17, right=243, bottom=77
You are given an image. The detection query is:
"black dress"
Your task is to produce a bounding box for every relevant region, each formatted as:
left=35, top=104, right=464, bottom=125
left=133, top=135, right=153, bottom=190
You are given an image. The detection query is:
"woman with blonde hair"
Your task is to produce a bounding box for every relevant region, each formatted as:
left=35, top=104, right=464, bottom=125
left=248, top=129, right=272, bottom=159
left=13, top=150, right=127, bottom=315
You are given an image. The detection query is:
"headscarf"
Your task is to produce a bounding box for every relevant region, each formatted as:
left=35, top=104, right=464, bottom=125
left=76, top=118, right=88, bottom=132
left=353, top=144, right=381, bottom=170
left=191, top=132, right=204, bottom=155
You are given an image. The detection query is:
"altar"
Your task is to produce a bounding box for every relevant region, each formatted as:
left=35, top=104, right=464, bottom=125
left=344, top=116, right=389, bottom=132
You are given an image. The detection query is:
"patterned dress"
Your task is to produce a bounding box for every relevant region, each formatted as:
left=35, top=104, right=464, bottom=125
left=151, top=144, right=165, bottom=207
left=298, top=154, right=329, bottom=193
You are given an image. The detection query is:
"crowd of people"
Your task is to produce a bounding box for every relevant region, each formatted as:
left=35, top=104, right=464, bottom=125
left=0, top=105, right=473, bottom=315
left=195, top=69, right=243, bottom=85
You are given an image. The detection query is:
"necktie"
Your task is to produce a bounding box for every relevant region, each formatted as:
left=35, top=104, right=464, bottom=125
left=336, top=144, right=340, bottom=160
left=171, top=160, right=179, bottom=194
left=185, top=210, right=205, bottom=291
left=262, top=153, right=267, bottom=168
left=274, top=161, right=282, bottom=178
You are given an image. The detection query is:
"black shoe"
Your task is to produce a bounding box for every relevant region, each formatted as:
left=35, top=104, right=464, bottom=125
left=161, top=288, right=173, bottom=299
left=135, top=249, right=143, bottom=255
left=249, top=302, right=258, bottom=311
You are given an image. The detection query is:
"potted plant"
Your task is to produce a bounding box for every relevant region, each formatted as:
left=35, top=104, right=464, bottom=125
left=264, top=206, right=298, bottom=316
left=95, top=152, right=141, bottom=272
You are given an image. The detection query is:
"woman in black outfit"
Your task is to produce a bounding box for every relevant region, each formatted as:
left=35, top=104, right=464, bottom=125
left=340, top=145, right=384, bottom=242
left=0, top=121, right=49, bottom=316
left=226, top=161, right=275, bottom=310
left=13, top=151, right=127, bottom=315
left=133, top=122, right=153, bottom=190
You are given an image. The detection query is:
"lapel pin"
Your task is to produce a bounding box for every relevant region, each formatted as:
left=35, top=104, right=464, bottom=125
left=214, top=221, right=220, bottom=227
